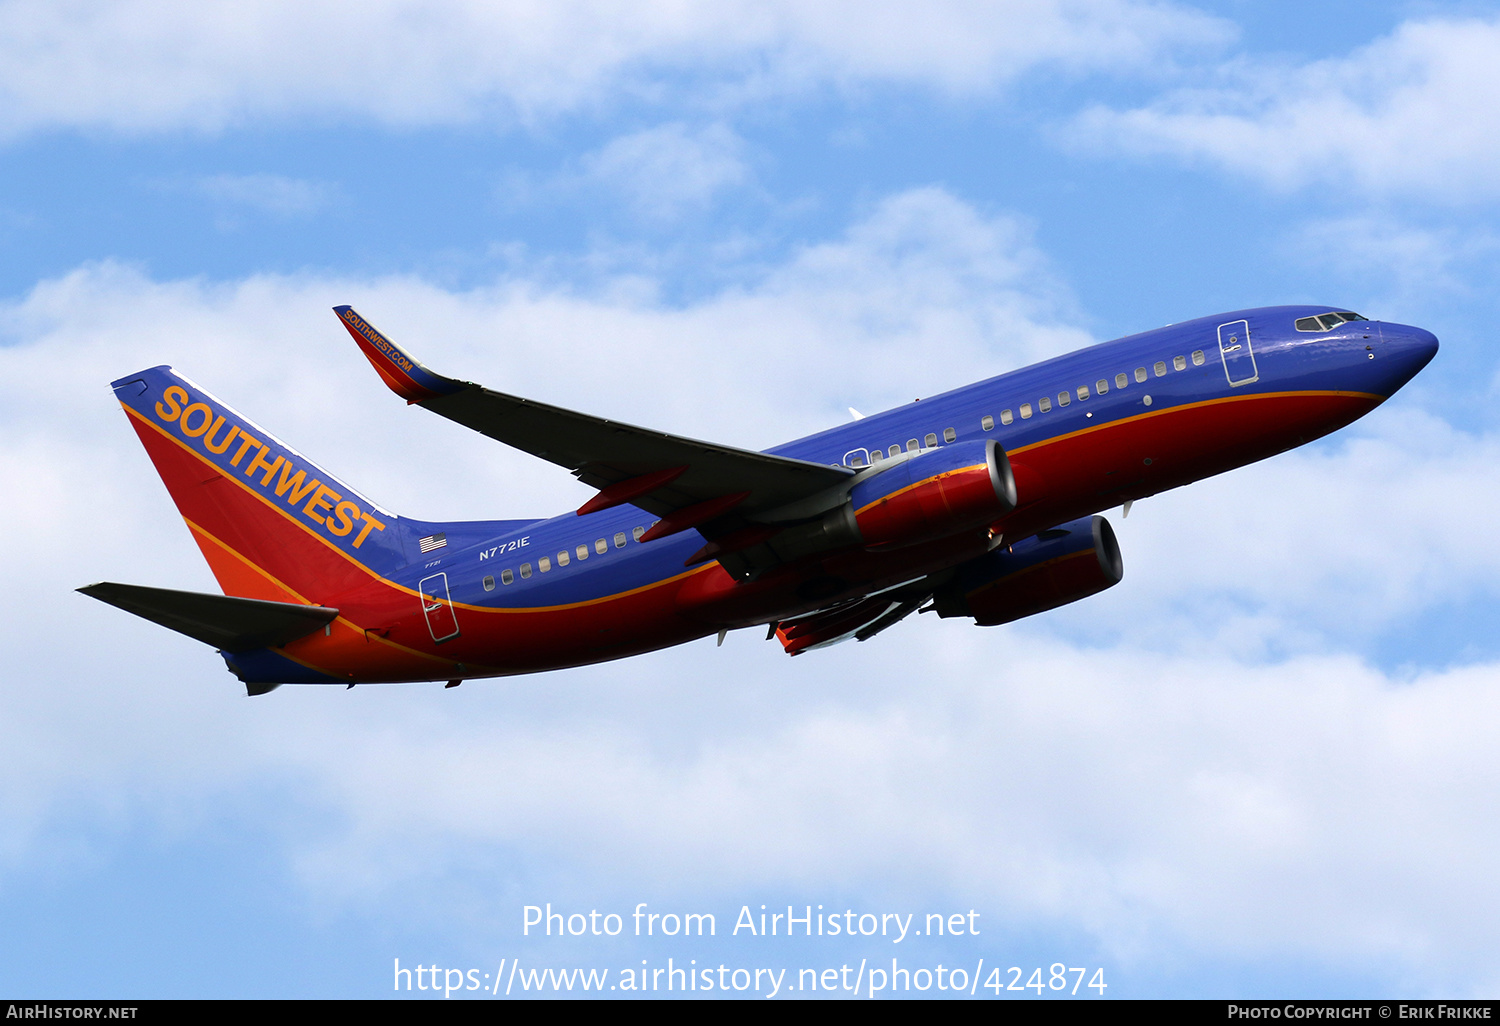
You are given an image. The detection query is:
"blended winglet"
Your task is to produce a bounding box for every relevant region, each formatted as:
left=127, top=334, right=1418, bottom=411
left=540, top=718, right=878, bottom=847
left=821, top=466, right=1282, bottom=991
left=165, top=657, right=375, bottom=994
left=333, top=305, right=465, bottom=403
left=330, top=307, right=853, bottom=538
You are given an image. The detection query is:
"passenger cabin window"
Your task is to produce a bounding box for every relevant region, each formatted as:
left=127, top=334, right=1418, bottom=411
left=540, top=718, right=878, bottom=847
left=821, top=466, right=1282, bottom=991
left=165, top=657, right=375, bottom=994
left=1192, top=350, right=1205, bottom=366
left=1096, top=379, right=1108, bottom=395
left=1039, top=396, right=1052, bottom=413
left=614, top=532, right=627, bottom=548
left=870, top=449, right=885, bottom=463
left=844, top=448, right=869, bottom=467
left=1000, top=410, right=1013, bottom=425
left=631, top=526, right=645, bottom=542
left=1020, top=403, right=1033, bottom=419
left=888, top=444, right=901, bottom=458
left=1077, top=385, right=1090, bottom=401
left=502, top=569, right=515, bottom=585
left=1116, top=372, right=1128, bottom=389
left=576, top=544, right=589, bottom=560
left=943, top=427, right=956, bottom=442
left=1135, top=367, right=1148, bottom=383
left=981, top=415, right=994, bottom=431
left=924, top=432, right=938, bottom=448
left=483, top=575, right=496, bottom=591
left=1173, top=355, right=1187, bottom=371
left=538, top=557, right=551, bottom=573
left=595, top=538, right=607, bottom=555
left=907, top=438, right=919, bottom=452
left=557, top=551, right=570, bottom=567
left=520, top=563, right=532, bottom=579
left=1057, top=391, right=1070, bottom=407
left=1153, top=361, right=1167, bottom=377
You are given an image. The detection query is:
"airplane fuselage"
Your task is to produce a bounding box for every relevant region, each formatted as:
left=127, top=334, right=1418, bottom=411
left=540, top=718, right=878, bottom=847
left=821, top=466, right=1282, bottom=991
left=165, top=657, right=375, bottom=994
left=97, top=304, right=1436, bottom=687
left=205, top=305, right=1435, bottom=685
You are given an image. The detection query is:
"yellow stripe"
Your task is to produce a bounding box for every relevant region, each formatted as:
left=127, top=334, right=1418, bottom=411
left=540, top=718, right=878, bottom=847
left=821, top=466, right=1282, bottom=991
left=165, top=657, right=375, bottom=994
left=127, top=401, right=713, bottom=617
left=185, top=518, right=308, bottom=602
left=463, top=564, right=710, bottom=615
left=1006, top=388, right=1381, bottom=457
left=851, top=463, right=987, bottom=517
left=183, top=517, right=458, bottom=669
left=127, top=404, right=405, bottom=587
left=849, top=390, right=1377, bottom=515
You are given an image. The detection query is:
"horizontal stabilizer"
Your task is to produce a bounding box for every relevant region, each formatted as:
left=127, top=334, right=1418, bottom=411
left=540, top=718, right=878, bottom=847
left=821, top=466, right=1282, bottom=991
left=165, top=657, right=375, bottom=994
left=78, top=583, right=338, bottom=653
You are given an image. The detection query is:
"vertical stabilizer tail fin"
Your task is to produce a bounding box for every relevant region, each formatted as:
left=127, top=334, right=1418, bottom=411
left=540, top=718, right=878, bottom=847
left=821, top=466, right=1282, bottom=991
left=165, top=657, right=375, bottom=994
left=112, top=366, right=409, bottom=604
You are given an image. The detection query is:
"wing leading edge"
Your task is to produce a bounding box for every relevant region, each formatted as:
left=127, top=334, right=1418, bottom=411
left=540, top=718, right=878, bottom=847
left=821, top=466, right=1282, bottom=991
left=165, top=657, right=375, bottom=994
left=333, top=306, right=854, bottom=533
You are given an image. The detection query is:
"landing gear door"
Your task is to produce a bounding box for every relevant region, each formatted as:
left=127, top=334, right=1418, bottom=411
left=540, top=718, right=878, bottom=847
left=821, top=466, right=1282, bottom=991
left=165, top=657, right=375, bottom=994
left=418, top=572, right=460, bottom=643
left=1217, top=319, right=1258, bottom=387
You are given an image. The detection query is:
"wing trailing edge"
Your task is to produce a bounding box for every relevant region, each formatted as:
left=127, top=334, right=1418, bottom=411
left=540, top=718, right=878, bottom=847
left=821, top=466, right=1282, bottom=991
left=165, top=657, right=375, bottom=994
left=332, top=305, right=853, bottom=531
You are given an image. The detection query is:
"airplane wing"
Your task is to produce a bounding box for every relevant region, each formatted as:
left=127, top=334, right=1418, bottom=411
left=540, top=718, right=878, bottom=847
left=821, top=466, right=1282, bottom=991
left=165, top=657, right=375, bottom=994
left=333, top=307, right=853, bottom=533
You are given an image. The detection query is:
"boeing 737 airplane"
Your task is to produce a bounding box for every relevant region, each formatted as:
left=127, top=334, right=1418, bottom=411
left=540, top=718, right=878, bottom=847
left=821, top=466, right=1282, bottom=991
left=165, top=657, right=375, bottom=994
left=80, top=305, right=1438, bottom=694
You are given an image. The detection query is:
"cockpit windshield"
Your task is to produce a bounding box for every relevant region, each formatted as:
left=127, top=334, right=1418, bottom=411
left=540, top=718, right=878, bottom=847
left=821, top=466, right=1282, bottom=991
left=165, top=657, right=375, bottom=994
left=1295, top=311, right=1369, bottom=332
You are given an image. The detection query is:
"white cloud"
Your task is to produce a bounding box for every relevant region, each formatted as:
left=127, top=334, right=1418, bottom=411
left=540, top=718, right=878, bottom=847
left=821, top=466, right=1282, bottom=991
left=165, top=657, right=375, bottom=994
left=268, top=635, right=1500, bottom=989
left=1079, top=407, right=1500, bottom=658
left=1069, top=17, right=1500, bottom=201
left=0, top=188, right=1081, bottom=521
left=1, top=190, right=1495, bottom=990
left=1278, top=215, right=1500, bottom=304
left=0, top=187, right=1082, bottom=898
left=579, top=123, right=750, bottom=221
left=0, top=1, right=1230, bottom=137
left=193, top=173, right=333, bottom=217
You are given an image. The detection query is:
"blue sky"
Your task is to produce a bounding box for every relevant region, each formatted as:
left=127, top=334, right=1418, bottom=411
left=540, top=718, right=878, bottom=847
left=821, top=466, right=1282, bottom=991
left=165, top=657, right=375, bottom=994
left=5, top=0, right=1500, bottom=1000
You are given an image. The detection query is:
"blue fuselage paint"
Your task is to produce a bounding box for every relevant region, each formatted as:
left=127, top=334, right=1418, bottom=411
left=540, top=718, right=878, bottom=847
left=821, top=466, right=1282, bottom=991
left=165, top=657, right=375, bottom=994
left=202, top=304, right=1437, bottom=683
left=391, top=306, right=1436, bottom=614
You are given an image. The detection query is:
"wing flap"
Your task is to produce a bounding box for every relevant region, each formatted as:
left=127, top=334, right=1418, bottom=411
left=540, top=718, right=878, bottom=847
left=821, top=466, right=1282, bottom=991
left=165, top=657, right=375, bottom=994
left=770, top=577, right=938, bottom=654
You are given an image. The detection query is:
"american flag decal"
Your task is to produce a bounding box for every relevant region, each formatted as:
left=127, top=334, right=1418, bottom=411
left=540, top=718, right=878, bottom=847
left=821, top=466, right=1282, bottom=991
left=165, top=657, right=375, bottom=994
left=418, top=533, right=447, bottom=553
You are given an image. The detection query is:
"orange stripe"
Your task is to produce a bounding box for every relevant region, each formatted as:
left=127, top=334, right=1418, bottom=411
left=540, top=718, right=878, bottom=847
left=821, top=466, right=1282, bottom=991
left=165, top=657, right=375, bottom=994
left=851, top=463, right=986, bottom=517
left=186, top=520, right=305, bottom=603
left=183, top=516, right=467, bottom=672
left=126, top=403, right=399, bottom=580
left=1006, top=388, right=1381, bottom=458
left=850, top=391, right=1371, bottom=515
left=137, top=385, right=1363, bottom=645
left=127, top=401, right=717, bottom=617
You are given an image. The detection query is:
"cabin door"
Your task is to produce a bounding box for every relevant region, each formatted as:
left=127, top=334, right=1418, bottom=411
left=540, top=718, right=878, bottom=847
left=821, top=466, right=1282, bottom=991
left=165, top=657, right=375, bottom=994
left=418, top=572, right=461, bottom=643
left=1217, top=319, right=1259, bottom=387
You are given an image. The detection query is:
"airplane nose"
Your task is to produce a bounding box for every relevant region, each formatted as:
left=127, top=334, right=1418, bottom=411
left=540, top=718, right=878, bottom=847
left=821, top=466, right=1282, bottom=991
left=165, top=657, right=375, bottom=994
left=1375, top=322, right=1439, bottom=395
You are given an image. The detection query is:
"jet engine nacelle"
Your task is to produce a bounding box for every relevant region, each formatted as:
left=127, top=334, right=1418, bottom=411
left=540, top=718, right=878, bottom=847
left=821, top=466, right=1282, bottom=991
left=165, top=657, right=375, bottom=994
left=932, top=515, right=1123, bottom=626
left=849, top=439, right=1017, bottom=549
